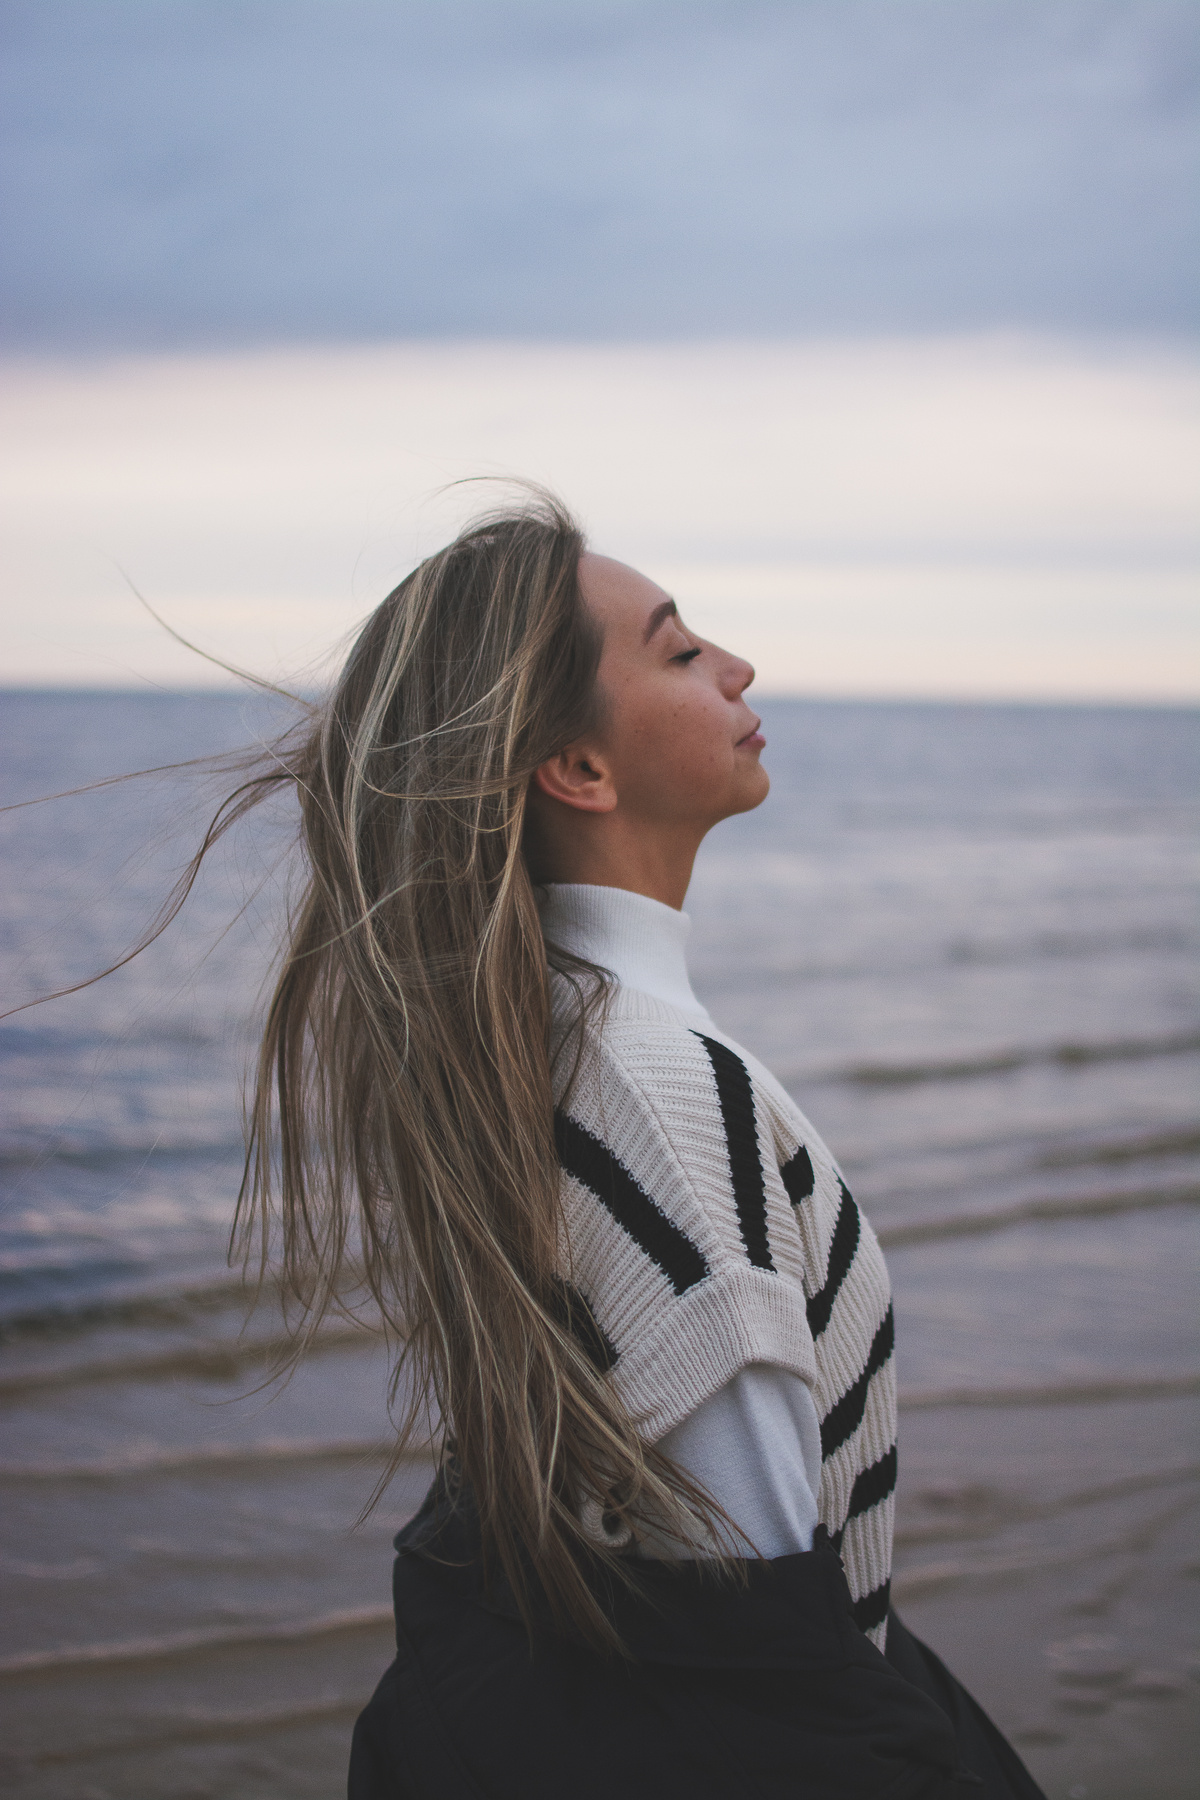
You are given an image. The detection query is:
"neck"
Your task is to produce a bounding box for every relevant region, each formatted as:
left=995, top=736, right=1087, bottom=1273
left=528, top=818, right=703, bottom=912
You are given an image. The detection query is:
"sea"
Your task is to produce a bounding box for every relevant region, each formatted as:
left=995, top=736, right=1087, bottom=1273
left=1, top=691, right=1197, bottom=1800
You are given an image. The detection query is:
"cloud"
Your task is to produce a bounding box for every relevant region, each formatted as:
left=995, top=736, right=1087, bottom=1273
left=1, top=0, right=1196, bottom=346
left=2, top=334, right=1195, bottom=697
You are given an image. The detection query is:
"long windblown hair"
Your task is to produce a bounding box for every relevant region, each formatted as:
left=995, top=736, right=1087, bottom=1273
left=213, top=490, right=734, bottom=1648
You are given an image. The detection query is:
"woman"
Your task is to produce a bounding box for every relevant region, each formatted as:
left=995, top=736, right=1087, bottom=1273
left=193, top=493, right=1045, bottom=1797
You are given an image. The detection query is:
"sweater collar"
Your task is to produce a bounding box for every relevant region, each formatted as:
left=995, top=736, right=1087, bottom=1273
left=538, top=883, right=713, bottom=1026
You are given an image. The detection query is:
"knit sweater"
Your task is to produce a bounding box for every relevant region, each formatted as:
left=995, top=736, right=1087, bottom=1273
left=542, top=883, right=897, bottom=1648
left=540, top=885, right=824, bottom=1565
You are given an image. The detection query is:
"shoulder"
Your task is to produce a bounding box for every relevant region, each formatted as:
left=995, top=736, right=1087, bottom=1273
left=553, top=1005, right=740, bottom=1232
left=551, top=979, right=836, bottom=1197
left=553, top=998, right=819, bottom=1292
left=550, top=1001, right=821, bottom=1437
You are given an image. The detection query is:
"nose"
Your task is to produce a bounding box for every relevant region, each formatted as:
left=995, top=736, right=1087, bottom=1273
left=722, top=651, right=755, bottom=696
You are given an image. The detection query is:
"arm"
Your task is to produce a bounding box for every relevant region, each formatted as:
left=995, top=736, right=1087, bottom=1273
left=639, top=1362, right=823, bottom=1559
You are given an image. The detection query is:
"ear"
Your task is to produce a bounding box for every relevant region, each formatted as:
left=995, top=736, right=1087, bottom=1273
left=532, top=743, right=618, bottom=814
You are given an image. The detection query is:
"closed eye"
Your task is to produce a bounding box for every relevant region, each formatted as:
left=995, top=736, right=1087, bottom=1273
left=672, top=647, right=702, bottom=664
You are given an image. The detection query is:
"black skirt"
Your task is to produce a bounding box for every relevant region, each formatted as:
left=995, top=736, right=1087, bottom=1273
left=349, top=1486, right=1046, bottom=1800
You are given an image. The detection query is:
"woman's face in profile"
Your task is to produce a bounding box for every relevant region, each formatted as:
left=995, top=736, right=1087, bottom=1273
left=577, top=551, right=769, bottom=834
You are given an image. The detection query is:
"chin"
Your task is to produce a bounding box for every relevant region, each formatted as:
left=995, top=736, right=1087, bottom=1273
left=728, top=765, right=771, bottom=817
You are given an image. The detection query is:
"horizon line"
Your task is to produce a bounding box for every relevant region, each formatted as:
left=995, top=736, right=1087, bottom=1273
left=2, top=685, right=1196, bottom=712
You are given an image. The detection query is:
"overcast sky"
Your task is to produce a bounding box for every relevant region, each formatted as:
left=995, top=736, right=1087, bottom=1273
left=2, top=0, right=1197, bottom=348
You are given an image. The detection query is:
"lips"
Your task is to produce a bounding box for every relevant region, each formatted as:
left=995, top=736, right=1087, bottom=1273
left=737, top=717, right=764, bottom=747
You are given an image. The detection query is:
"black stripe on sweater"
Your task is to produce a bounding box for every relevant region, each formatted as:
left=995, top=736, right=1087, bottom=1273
left=829, top=1444, right=898, bottom=1551
left=819, top=1304, right=894, bottom=1461
left=695, top=1034, right=774, bottom=1271
left=554, top=1110, right=709, bottom=1296
left=805, top=1180, right=860, bottom=1339
left=779, top=1143, right=815, bottom=1207
left=851, top=1579, right=891, bottom=1635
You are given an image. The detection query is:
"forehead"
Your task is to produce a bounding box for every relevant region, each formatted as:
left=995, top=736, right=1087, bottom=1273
left=577, top=553, right=673, bottom=640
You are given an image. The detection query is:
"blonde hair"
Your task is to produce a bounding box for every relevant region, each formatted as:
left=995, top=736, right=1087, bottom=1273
left=227, top=491, right=733, bottom=1649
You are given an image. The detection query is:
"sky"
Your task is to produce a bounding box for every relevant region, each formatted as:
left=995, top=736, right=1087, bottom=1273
left=2, top=0, right=1200, bottom=343
left=0, top=1, right=1197, bottom=696
left=2, top=0, right=1197, bottom=344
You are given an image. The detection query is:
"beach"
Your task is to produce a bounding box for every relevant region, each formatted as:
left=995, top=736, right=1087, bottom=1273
left=2, top=692, right=1196, bottom=1798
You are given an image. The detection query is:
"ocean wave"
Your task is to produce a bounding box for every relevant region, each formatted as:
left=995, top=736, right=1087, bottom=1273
left=0, top=1603, right=395, bottom=1678
left=0, top=1555, right=104, bottom=1580
left=692, top=921, right=1197, bottom=995
left=898, top=1372, right=1200, bottom=1411
left=876, top=1182, right=1200, bottom=1248
left=0, top=1435, right=435, bottom=1483
left=0, top=1321, right=380, bottom=1398
left=0, top=1273, right=253, bottom=1345
left=0, top=1264, right=387, bottom=1344
left=1036, top=1127, right=1200, bottom=1169
left=0, top=1022, right=241, bottom=1056
left=0, top=1137, right=245, bottom=1173
left=945, top=925, right=1196, bottom=968
left=842, top=1031, right=1200, bottom=1087
left=894, top=1461, right=1200, bottom=1549
left=892, top=1490, right=1199, bottom=1604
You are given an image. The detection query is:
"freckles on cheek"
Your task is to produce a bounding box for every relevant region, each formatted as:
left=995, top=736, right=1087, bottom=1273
left=619, top=683, right=729, bottom=801
left=666, top=701, right=728, bottom=788
left=624, top=705, right=686, bottom=791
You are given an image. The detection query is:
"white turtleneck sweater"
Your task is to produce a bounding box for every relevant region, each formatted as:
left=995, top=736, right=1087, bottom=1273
left=539, top=883, right=823, bottom=1559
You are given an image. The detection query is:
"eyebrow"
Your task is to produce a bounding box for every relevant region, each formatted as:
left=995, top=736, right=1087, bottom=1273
left=643, top=598, right=678, bottom=644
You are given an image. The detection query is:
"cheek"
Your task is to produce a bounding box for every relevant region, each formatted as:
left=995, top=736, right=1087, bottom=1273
left=624, top=686, right=731, bottom=791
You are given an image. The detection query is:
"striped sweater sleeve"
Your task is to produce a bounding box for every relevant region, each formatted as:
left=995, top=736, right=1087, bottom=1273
left=554, top=1019, right=818, bottom=1445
